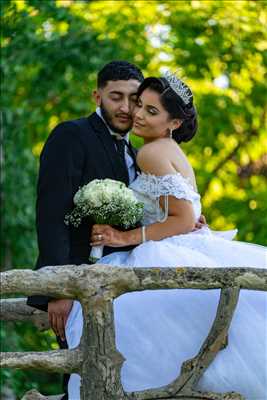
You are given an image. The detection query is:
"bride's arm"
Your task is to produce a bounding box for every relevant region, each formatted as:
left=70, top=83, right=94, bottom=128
left=90, top=142, right=196, bottom=247
left=90, top=196, right=195, bottom=247
left=132, top=195, right=195, bottom=241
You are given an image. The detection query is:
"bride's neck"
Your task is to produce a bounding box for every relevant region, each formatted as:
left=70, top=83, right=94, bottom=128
left=143, top=136, right=170, bottom=145
left=143, top=138, right=155, bottom=145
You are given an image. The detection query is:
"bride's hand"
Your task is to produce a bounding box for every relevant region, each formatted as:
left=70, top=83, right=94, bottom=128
left=90, top=224, right=127, bottom=247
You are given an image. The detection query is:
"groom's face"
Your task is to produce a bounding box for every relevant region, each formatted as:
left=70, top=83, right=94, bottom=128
left=93, top=79, right=140, bottom=135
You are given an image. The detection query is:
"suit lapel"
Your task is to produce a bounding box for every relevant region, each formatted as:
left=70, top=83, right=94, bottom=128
left=88, top=113, right=129, bottom=185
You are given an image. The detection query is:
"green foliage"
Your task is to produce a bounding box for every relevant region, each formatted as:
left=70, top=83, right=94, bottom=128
left=1, top=0, right=267, bottom=397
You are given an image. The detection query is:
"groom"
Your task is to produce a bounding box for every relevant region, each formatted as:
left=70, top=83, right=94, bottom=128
left=27, top=60, right=144, bottom=395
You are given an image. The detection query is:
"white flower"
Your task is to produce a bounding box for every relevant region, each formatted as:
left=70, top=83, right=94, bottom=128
left=68, top=178, right=143, bottom=228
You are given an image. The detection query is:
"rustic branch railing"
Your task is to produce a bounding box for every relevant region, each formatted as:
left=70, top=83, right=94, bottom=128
left=1, top=264, right=266, bottom=399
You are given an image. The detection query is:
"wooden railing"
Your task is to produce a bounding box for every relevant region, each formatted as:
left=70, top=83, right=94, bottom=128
left=1, top=264, right=267, bottom=399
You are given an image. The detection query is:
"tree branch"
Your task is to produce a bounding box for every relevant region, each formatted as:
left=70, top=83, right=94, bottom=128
left=1, top=266, right=266, bottom=301
left=0, top=349, right=82, bottom=373
left=0, top=298, right=49, bottom=330
left=21, top=390, right=65, bottom=400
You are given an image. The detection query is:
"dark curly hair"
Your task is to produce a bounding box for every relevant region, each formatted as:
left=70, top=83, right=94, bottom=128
left=136, top=76, right=198, bottom=143
left=97, top=61, right=144, bottom=88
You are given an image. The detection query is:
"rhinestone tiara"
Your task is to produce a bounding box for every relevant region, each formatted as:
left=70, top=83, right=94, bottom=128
left=164, top=71, right=193, bottom=105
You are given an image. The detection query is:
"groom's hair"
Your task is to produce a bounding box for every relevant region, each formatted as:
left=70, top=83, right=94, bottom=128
left=97, top=61, right=144, bottom=88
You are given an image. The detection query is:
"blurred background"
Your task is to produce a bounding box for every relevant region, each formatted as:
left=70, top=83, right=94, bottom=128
left=1, top=0, right=267, bottom=397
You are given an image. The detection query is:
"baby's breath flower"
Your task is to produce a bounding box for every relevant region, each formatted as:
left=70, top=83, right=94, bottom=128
left=65, top=179, right=144, bottom=229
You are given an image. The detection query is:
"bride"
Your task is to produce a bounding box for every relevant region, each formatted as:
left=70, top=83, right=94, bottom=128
left=66, top=75, right=267, bottom=399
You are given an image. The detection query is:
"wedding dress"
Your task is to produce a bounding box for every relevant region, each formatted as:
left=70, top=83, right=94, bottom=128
left=66, top=172, right=267, bottom=399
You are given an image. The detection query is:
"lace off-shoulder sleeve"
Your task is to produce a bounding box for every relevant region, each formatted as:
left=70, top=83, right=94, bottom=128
left=136, top=173, right=200, bottom=203
left=129, top=172, right=202, bottom=223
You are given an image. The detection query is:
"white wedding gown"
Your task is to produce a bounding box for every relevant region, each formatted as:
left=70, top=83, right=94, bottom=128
left=66, top=173, right=267, bottom=399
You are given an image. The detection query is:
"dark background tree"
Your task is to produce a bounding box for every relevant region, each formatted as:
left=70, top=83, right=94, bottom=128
left=1, top=0, right=266, bottom=397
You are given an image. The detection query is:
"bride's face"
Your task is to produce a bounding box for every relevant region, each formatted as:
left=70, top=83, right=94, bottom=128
left=133, top=89, right=179, bottom=141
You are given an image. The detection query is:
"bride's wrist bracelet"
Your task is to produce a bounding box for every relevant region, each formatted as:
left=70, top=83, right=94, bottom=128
left=141, top=226, right=146, bottom=243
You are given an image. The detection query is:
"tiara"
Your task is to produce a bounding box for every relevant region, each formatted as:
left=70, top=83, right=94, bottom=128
left=164, top=71, right=193, bottom=105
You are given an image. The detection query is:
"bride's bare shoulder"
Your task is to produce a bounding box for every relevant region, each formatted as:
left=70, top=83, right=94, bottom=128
left=137, top=140, right=177, bottom=175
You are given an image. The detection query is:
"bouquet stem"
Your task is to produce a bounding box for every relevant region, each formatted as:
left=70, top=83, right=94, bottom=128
left=89, top=245, right=104, bottom=263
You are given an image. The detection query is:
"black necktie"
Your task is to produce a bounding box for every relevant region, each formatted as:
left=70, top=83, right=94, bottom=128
left=116, top=138, right=126, bottom=159
left=114, top=138, right=129, bottom=184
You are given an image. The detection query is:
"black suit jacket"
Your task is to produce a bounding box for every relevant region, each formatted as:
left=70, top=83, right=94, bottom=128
left=27, top=113, right=137, bottom=311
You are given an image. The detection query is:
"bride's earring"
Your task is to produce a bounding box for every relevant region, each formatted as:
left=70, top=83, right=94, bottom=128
left=169, top=128, right=173, bottom=139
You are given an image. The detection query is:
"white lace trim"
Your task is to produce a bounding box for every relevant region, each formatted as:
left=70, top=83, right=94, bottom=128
left=132, top=172, right=200, bottom=203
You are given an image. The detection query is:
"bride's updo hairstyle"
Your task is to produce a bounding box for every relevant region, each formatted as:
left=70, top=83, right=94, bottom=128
left=136, top=76, right=198, bottom=143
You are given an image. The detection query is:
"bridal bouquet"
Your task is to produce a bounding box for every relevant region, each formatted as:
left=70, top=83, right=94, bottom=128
left=65, top=179, right=144, bottom=261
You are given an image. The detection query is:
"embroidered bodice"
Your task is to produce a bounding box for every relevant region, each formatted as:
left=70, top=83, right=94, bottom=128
left=129, top=172, right=201, bottom=226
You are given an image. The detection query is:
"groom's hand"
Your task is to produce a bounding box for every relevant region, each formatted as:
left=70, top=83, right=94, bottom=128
left=48, top=299, right=73, bottom=341
left=193, top=214, right=207, bottom=231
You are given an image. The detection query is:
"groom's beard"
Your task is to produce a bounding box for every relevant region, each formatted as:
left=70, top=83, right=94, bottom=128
left=100, top=104, right=133, bottom=135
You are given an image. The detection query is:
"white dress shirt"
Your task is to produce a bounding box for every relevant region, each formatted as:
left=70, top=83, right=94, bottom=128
left=96, top=107, right=136, bottom=183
